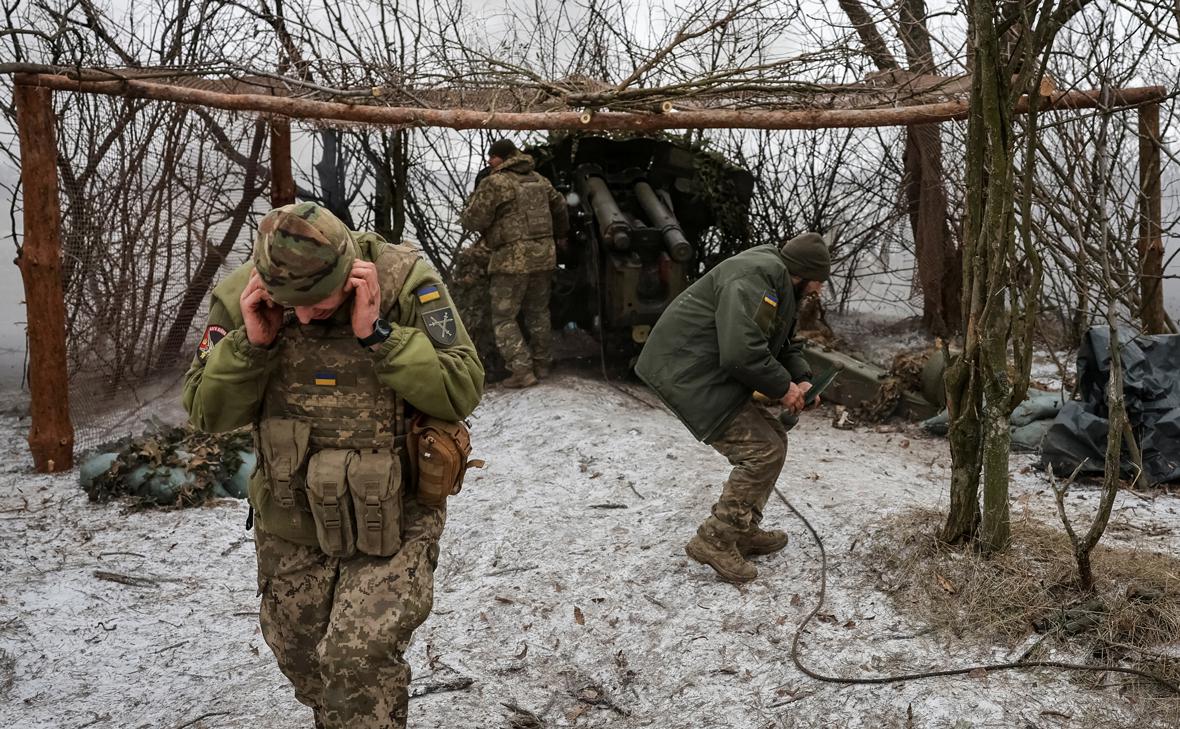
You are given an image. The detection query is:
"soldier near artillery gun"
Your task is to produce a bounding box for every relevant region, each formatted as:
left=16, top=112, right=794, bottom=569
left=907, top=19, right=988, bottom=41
left=182, top=202, right=484, bottom=728
left=460, top=139, right=569, bottom=388
left=635, top=232, right=831, bottom=584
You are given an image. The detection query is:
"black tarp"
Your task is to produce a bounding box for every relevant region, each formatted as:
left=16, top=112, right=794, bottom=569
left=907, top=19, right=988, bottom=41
left=1040, top=327, right=1180, bottom=483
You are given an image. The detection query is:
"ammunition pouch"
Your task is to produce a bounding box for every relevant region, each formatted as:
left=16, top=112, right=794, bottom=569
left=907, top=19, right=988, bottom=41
left=520, top=179, right=554, bottom=239
left=258, top=418, right=312, bottom=508
left=347, top=449, right=403, bottom=557
left=407, top=415, right=481, bottom=508
left=306, top=449, right=357, bottom=558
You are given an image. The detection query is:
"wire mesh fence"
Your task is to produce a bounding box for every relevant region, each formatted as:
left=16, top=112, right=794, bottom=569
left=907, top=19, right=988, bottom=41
left=52, top=96, right=268, bottom=452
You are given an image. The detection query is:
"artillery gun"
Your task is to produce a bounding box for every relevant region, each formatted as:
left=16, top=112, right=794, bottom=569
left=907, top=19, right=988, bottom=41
left=530, top=135, right=756, bottom=356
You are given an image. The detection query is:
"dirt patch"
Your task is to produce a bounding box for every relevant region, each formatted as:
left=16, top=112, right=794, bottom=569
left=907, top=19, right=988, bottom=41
left=867, top=508, right=1180, bottom=714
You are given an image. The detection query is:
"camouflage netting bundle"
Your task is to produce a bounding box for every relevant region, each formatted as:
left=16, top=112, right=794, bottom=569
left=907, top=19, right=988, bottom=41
left=80, top=422, right=255, bottom=508
left=857, top=348, right=933, bottom=422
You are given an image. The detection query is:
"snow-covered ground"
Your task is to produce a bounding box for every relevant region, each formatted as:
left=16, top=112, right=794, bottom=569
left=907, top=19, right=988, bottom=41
left=2, top=374, right=1179, bottom=729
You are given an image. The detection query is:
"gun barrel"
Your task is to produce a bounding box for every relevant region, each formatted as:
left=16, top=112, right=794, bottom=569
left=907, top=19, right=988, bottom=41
left=634, top=181, right=692, bottom=262
left=583, top=174, right=631, bottom=251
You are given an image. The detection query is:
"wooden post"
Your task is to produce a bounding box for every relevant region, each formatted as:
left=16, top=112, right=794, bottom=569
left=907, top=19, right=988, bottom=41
left=1138, top=102, right=1166, bottom=334
left=270, top=117, right=295, bottom=207
left=14, top=85, right=74, bottom=472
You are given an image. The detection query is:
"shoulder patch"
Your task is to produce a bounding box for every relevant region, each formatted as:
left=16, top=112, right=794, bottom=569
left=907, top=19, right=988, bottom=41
left=422, top=306, right=458, bottom=346
left=762, top=291, right=779, bottom=308
left=197, top=325, right=228, bottom=362
left=416, top=285, right=441, bottom=304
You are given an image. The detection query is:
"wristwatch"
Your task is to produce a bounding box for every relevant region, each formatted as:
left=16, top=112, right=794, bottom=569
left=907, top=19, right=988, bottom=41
left=357, top=318, right=393, bottom=348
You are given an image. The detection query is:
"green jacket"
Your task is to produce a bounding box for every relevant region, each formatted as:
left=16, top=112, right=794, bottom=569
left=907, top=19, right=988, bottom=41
left=634, top=244, right=812, bottom=442
left=181, top=232, right=481, bottom=431
left=183, top=235, right=484, bottom=433
left=183, top=234, right=483, bottom=544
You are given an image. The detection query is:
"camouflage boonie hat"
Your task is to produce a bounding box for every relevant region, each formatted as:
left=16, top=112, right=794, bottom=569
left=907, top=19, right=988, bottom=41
left=253, top=202, right=355, bottom=306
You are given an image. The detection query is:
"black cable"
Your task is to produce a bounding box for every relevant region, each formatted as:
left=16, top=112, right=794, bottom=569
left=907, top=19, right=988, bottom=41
left=776, top=486, right=1180, bottom=695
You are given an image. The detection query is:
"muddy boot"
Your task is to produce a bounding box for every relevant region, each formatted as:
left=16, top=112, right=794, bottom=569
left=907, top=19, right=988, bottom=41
left=685, top=526, right=757, bottom=584
left=502, top=370, right=539, bottom=389
left=534, top=360, right=552, bottom=380
left=738, top=527, right=789, bottom=557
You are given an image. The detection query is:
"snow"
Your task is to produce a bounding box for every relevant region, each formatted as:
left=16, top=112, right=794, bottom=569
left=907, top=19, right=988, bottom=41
left=2, top=374, right=1179, bottom=728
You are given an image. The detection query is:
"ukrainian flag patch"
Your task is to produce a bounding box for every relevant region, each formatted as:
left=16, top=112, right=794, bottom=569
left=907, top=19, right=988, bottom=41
left=314, top=371, right=337, bottom=387
left=762, top=292, right=779, bottom=308
left=417, top=285, right=441, bottom=304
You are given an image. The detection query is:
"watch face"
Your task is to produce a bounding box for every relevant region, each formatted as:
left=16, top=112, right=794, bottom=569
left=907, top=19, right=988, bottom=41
left=376, top=319, right=392, bottom=336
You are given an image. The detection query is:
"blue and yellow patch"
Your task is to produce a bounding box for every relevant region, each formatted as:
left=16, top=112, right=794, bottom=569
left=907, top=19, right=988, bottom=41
left=762, top=292, right=779, bottom=308
left=416, top=285, right=441, bottom=304
left=313, top=371, right=337, bottom=387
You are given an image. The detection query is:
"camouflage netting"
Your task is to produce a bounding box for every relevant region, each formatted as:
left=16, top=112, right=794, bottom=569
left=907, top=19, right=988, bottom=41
left=80, top=422, right=254, bottom=508
left=858, top=348, right=934, bottom=422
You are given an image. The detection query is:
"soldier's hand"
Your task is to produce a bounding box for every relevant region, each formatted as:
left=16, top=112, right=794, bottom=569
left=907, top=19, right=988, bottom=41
left=241, top=271, right=283, bottom=347
left=346, top=259, right=381, bottom=339
left=799, top=381, right=820, bottom=409
left=781, top=383, right=805, bottom=415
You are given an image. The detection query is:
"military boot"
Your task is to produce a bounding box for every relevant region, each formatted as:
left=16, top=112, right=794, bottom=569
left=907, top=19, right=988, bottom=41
left=502, top=370, right=539, bottom=389
left=534, top=360, right=553, bottom=380
left=685, top=526, right=757, bottom=584
left=737, top=527, right=789, bottom=557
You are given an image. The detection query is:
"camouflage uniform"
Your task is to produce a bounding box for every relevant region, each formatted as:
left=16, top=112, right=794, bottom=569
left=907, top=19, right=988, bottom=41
left=449, top=239, right=505, bottom=378
left=182, top=203, right=484, bottom=728
left=459, top=152, right=568, bottom=378
left=255, top=502, right=443, bottom=727
left=704, top=402, right=788, bottom=540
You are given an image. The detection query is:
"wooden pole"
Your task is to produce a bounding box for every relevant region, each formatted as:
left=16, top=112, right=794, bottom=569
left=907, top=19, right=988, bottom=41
left=12, top=73, right=1169, bottom=131
left=1138, top=102, right=1166, bottom=334
left=14, top=85, right=74, bottom=473
left=270, top=117, right=295, bottom=207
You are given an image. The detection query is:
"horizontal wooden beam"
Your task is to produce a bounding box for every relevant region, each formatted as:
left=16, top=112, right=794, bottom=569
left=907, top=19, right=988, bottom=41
left=12, top=72, right=1169, bottom=131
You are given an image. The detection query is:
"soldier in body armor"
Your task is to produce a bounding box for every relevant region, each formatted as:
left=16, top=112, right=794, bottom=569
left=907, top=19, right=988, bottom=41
left=182, top=202, right=484, bottom=728
left=460, top=139, right=569, bottom=388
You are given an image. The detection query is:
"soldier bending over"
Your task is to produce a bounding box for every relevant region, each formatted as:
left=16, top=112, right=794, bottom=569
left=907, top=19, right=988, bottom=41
left=635, top=233, right=830, bottom=583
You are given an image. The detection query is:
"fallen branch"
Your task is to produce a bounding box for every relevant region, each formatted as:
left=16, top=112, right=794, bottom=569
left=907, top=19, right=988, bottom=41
left=485, top=564, right=539, bottom=577
left=92, top=570, right=158, bottom=588
left=409, top=676, right=475, bottom=699
left=173, top=711, right=230, bottom=729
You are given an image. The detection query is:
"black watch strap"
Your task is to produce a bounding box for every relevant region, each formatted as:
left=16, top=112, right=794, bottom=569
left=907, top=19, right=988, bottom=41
left=357, top=318, right=393, bottom=348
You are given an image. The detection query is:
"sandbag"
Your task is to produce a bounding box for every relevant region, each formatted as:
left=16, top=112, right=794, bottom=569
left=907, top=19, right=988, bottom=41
left=81, top=424, right=254, bottom=507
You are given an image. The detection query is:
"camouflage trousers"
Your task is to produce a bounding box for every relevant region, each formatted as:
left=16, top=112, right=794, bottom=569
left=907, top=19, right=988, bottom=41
left=704, top=402, right=788, bottom=540
left=490, top=271, right=552, bottom=375
left=255, top=500, right=446, bottom=729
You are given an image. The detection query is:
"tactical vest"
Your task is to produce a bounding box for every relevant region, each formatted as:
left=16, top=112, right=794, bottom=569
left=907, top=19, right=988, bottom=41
left=253, top=240, right=422, bottom=553
left=261, top=241, right=417, bottom=450
left=492, top=172, right=554, bottom=246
